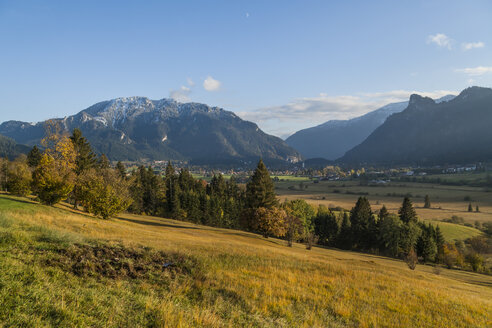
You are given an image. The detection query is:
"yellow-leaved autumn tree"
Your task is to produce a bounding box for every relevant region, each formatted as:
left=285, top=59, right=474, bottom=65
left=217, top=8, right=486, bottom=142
left=32, top=120, right=76, bottom=205
left=77, top=167, right=132, bottom=219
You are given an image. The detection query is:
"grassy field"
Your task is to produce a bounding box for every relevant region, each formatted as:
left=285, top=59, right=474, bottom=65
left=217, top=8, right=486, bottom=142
left=0, top=194, right=491, bottom=327
left=276, top=179, right=492, bottom=224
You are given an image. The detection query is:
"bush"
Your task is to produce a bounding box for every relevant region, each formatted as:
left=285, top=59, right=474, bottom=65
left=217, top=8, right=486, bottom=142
left=405, top=248, right=418, bottom=270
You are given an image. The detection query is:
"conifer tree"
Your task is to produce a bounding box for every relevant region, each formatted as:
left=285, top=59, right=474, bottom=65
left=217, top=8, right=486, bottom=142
left=70, top=129, right=97, bottom=209
left=245, top=159, right=278, bottom=210
left=399, top=197, right=418, bottom=223
left=468, top=203, right=473, bottom=212
left=349, top=197, right=374, bottom=249
left=338, top=212, right=352, bottom=249
left=379, top=205, right=389, bottom=220
left=98, top=154, right=111, bottom=169
left=424, top=195, right=431, bottom=208
left=435, top=225, right=445, bottom=262
left=116, top=161, right=126, bottom=180
left=27, top=145, right=42, bottom=168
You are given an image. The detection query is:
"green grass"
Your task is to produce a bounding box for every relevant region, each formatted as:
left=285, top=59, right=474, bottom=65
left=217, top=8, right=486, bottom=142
left=0, top=194, right=491, bottom=327
left=271, top=175, right=311, bottom=182
left=427, top=220, right=483, bottom=241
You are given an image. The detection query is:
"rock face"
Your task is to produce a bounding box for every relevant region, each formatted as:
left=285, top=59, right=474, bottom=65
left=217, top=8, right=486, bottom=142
left=286, top=95, right=455, bottom=160
left=0, top=97, right=302, bottom=163
left=340, top=87, right=492, bottom=165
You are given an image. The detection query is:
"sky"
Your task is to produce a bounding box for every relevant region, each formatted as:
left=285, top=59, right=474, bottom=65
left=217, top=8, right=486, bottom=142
left=0, top=0, right=491, bottom=138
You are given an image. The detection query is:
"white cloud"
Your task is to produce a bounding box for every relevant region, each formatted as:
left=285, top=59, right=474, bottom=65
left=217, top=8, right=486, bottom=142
left=186, top=77, right=195, bottom=86
left=455, top=66, right=492, bottom=76
left=203, top=76, right=221, bottom=91
left=237, top=90, right=457, bottom=138
left=427, top=33, right=453, bottom=49
left=169, top=86, right=192, bottom=102
left=462, top=41, right=484, bottom=51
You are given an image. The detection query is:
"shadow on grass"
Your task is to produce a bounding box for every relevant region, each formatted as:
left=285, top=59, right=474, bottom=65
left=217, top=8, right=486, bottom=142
left=116, top=216, right=202, bottom=230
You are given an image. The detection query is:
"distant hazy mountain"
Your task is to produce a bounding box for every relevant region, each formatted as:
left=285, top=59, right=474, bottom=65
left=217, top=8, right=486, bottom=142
left=286, top=95, right=455, bottom=160
left=0, top=134, right=30, bottom=159
left=340, top=87, right=492, bottom=165
left=0, top=97, right=301, bottom=164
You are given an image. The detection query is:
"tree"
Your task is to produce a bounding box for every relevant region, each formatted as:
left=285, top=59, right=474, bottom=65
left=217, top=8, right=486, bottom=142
left=475, top=205, right=480, bottom=212
left=284, top=199, right=316, bottom=238
left=434, top=225, right=445, bottom=262
left=399, top=197, right=418, bottom=224
left=400, top=221, right=421, bottom=255
left=314, top=205, right=339, bottom=246
left=6, top=156, right=32, bottom=197
left=164, top=162, right=180, bottom=218
left=378, top=214, right=402, bottom=257
left=70, top=129, right=97, bottom=175
left=405, top=247, right=418, bottom=270
left=349, top=197, right=375, bottom=249
left=252, top=207, right=287, bottom=238
left=77, top=167, right=132, bottom=219
left=245, top=159, right=278, bottom=210
left=378, top=205, right=389, bottom=220
left=33, top=128, right=76, bottom=205
left=116, top=161, right=127, bottom=180
left=424, top=195, right=431, bottom=208
left=305, top=232, right=319, bottom=250
left=129, top=166, right=166, bottom=216
left=465, top=252, right=483, bottom=272
left=285, top=215, right=304, bottom=247
left=337, top=212, right=352, bottom=249
left=27, top=146, right=42, bottom=168
left=70, top=129, right=97, bottom=209
left=467, top=203, right=473, bottom=212
left=98, top=154, right=111, bottom=169
left=418, top=226, right=437, bottom=263
left=0, top=158, right=8, bottom=191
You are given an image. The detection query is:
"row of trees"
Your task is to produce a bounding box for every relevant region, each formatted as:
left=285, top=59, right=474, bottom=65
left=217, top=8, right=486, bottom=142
left=1, top=124, right=131, bottom=219
left=1, top=126, right=489, bottom=272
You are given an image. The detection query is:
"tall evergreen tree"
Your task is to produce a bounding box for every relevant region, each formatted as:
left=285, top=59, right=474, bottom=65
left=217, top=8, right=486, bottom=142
left=435, top=225, right=445, bottom=262
left=338, top=212, right=352, bottom=249
left=116, top=161, right=126, bottom=180
left=468, top=203, right=473, bottom=212
left=379, top=205, right=389, bottom=220
left=27, top=145, right=42, bottom=168
left=399, top=197, right=418, bottom=224
left=245, top=159, right=278, bottom=210
left=349, top=197, right=374, bottom=249
left=424, top=195, right=431, bottom=208
left=70, top=129, right=97, bottom=175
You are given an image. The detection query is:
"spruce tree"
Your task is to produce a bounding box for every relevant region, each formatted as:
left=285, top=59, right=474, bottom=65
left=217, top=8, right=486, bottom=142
left=245, top=159, right=278, bottom=210
left=338, top=212, right=352, bottom=249
left=349, top=197, right=374, bottom=249
left=468, top=203, right=473, bottom=212
left=435, top=225, right=445, bottom=262
left=70, top=129, right=97, bottom=175
left=98, top=154, right=111, bottom=169
left=379, top=205, right=389, bottom=220
left=424, top=195, right=431, bottom=208
left=116, top=161, right=126, bottom=179
left=27, top=145, right=42, bottom=168
left=399, top=197, right=418, bottom=224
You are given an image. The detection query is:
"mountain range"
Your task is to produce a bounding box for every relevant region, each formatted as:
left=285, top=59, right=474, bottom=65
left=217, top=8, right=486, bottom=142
left=0, top=134, right=30, bottom=159
left=0, top=97, right=301, bottom=164
left=286, top=95, right=455, bottom=160
left=340, top=87, right=492, bottom=165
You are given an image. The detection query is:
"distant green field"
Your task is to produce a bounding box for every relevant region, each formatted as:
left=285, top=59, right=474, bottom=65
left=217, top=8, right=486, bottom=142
left=427, top=220, right=483, bottom=241
left=271, top=175, right=311, bottom=182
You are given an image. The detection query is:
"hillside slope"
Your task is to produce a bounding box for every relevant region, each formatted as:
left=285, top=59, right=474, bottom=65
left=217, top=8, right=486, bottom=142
left=0, top=134, right=30, bottom=159
left=0, top=194, right=490, bottom=327
left=0, top=97, right=301, bottom=164
left=341, top=87, right=492, bottom=165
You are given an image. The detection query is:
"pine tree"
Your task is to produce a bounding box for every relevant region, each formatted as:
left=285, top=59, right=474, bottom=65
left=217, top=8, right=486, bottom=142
left=435, top=225, right=445, bottom=262
left=399, top=197, right=418, bottom=224
left=338, top=212, right=352, bottom=249
left=27, top=145, right=42, bottom=168
left=476, top=205, right=480, bottom=212
left=379, top=205, right=389, bottom=220
left=349, top=197, right=374, bottom=249
left=468, top=203, right=473, bottom=212
left=245, top=159, right=278, bottom=210
left=116, top=161, right=126, bottom=180
left=98, top=154, right=111, bottom=169
left=70, top=129, right=97, bottom=175
left=424, top=195, right=431, bottom=208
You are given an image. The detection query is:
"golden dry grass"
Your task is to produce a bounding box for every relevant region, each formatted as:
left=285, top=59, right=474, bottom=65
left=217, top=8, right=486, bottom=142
left=0, top=194, right=491, bottom=327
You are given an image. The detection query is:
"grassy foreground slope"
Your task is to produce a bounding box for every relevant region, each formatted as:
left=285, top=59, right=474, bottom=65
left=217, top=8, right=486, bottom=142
left=0, top=195, right=491, bottom=327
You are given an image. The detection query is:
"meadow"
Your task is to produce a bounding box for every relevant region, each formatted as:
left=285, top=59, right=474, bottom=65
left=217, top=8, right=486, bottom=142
left=0, top=194, right=491, bottom=327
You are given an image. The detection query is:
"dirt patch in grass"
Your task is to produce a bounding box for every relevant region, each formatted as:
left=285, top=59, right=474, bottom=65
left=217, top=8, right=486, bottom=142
left=45, top=242, right=200, bottom=280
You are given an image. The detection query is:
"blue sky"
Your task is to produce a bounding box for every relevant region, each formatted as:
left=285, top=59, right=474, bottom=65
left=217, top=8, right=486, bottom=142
left=1, top=0, right=491, bottom=138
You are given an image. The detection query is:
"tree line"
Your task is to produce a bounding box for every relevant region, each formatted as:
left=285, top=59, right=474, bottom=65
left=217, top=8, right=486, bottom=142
left=0, top=125, right=489, bottom=272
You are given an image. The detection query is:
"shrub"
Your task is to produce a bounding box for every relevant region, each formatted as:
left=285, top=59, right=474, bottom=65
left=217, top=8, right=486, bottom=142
left=405, top=248, right=418, bottom=270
